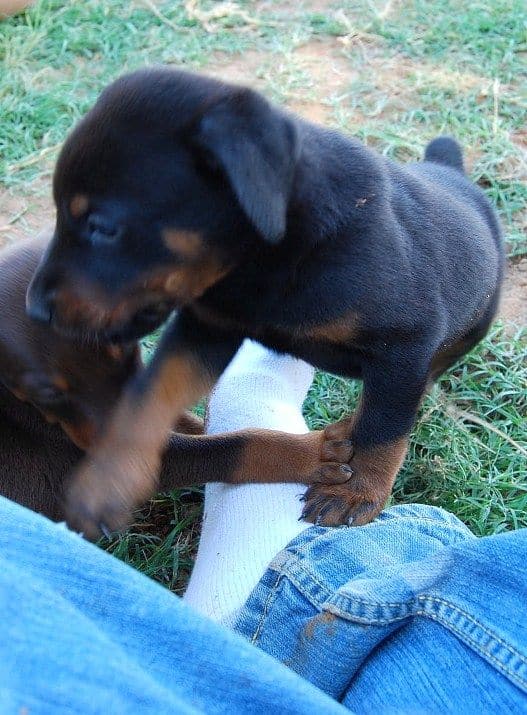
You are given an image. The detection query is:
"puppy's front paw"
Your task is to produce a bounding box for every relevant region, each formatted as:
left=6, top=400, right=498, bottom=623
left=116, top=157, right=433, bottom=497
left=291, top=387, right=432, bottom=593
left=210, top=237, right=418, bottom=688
left=65, top=451, right=158, bottom=540
left=300, top=418, right=397, bottom=526
left=309, top=432, right=354, bottom=485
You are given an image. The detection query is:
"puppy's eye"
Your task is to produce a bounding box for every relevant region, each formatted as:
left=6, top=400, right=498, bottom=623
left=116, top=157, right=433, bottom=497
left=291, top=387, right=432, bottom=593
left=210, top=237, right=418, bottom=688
left=194, top=145, right=222, bottom=177
left=87, top=213, right=123, bottom=244
left=35, top=385, right=65, bottom=406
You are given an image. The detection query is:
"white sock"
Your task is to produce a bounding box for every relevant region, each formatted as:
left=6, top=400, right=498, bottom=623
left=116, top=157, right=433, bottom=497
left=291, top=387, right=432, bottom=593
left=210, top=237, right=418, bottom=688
left=183, top=340, right=314, bottom=626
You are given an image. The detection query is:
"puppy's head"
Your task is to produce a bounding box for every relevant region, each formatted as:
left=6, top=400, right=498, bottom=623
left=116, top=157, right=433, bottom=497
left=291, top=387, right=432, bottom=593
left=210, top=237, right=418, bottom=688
left=1, top=236, right=141, bottom=450
left=26, top=68, right=300, bottom=342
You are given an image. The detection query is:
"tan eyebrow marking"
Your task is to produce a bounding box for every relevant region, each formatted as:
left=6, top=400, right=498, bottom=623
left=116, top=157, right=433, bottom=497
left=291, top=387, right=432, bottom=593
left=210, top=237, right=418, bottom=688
left=69, top=194, right=90, bottom=218
left=162, top=229, right=204, bottom=259
left=52, top=375, right=70, bottom=392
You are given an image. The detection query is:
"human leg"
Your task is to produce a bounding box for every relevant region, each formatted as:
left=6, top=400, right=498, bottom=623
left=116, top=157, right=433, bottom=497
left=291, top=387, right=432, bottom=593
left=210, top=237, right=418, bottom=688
left=0, top=494, right=345, bottom=714
left=184, top=339, right=315, bottom=624
left=233, top=504, right=527, bottom=711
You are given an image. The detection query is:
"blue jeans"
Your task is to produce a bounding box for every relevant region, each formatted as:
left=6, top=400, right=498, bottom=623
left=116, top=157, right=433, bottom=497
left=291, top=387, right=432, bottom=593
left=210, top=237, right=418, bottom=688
left=1, top=496, right=526, bottom=713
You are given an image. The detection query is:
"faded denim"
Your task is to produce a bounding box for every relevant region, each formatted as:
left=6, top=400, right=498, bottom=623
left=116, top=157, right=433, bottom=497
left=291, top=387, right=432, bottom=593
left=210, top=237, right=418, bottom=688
left=0, top=496, right=526, bottom=713
left=235, top=505, right=527, bottom=712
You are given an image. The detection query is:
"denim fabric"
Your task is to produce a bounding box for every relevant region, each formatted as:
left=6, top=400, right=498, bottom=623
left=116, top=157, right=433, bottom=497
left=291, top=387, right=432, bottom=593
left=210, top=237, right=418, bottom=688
left=234, top=505, right=527, bottom=712
left=0, top=496, right=345, bottom=715
left=2, top=495, right=526, bottom=714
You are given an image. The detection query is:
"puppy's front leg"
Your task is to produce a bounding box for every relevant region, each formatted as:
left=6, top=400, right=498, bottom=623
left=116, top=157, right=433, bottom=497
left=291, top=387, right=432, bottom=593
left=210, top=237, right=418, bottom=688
left=301, top=354, right=429, bottom=526
left=66, top=310, right=242, bottom=539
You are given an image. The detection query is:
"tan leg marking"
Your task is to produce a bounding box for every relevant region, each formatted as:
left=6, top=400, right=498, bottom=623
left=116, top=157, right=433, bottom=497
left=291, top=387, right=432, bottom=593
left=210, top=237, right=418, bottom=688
left=66, top=352, right=214, bottom=538
left=300, top=311, right=359, bottom=343
left=302, top=417, right=409, bottom=526
left=226, top=429, right=353, bottom=485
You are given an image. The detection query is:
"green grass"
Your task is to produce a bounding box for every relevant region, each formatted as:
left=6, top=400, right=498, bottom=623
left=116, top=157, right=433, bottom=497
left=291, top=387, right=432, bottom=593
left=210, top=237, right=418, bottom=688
left=103, top=489, right=203, bottom=593
left=370, top=0, right=526, bottom=83
left=1, top=0, right=526, bottom=592
left=2, top=0, right=525, bottom=252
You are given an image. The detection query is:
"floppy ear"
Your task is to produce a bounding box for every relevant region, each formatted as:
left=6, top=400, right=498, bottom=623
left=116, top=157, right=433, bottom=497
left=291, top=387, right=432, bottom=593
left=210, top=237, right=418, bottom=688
left=195, top=88, right=300, bottom=243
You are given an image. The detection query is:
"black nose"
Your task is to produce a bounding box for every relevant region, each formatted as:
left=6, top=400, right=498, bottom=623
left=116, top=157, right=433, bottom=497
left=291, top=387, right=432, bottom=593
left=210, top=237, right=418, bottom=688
left=87, top=213, right=122, bottom=244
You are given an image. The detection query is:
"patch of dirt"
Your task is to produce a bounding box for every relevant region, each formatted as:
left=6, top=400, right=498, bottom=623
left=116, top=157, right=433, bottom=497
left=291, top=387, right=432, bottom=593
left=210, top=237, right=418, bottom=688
left=212, top=31, right=494, bottom=131
left=500, top=260, right=527, bottom=328
left=206, top=48, right=265, bottom=86
left=0, top=178, right=54, bottom=250
left=285, top=40, right=359, bottom=124
left=210, top=36, right=361, bottom=125
left=512, top=128, right=527, bottom=149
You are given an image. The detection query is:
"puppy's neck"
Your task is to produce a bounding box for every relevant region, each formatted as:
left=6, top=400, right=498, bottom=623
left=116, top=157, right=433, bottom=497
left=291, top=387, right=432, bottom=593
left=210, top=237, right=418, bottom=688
left=288, top=121, right=387, bottom=245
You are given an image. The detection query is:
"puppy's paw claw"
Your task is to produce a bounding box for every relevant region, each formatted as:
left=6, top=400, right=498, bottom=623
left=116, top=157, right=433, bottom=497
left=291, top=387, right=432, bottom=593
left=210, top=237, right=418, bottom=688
left=301, top=482, right=386, bottom=527
left=314, top=462, right=354, bottom=485
left=99, top=521, right=113, bottom=539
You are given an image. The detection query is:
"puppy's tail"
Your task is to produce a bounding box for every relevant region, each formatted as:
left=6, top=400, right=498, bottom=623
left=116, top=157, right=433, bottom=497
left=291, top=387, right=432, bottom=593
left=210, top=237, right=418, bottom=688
left=424, top=136, right=465, bottom=173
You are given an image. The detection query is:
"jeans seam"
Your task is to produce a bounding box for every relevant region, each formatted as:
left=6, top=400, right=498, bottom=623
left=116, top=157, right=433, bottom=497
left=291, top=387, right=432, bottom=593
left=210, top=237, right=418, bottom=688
left=281, top=560, right=334, bottom=607
left=416, top=596, right=527, bottom=664
left=250, top=570, right=283, bottom=646
left=327, top=593, right=527, bottom=660
left=415, top=611, right=527, bottom=692
left=324, top=604, right=411, bottom=624
left=330, top=596, right=415, bottom=608
left=324, top=597, right=527, bottom=692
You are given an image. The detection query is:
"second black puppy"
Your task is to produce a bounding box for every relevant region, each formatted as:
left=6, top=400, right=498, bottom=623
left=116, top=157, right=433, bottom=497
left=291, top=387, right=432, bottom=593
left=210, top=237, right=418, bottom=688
left=27, top=68, right=504, bottom=536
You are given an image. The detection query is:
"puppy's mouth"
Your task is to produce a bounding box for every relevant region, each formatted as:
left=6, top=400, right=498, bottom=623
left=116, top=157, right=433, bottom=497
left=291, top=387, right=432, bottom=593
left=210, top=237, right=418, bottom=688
left=108, top=302, right=175, bottom=342
left=51, top=299, right=175, bottom=344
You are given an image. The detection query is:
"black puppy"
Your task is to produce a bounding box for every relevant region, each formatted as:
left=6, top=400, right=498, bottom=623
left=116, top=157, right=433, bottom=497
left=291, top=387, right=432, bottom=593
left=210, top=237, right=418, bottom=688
left=26, top=68, right=504, bottom=537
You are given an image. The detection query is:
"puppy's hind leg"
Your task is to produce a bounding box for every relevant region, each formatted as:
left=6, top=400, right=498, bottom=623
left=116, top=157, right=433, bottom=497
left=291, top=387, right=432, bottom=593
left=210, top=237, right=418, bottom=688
left=301, top=352, right=431, bottom=526
left=429, top=294, right=500, bottom=381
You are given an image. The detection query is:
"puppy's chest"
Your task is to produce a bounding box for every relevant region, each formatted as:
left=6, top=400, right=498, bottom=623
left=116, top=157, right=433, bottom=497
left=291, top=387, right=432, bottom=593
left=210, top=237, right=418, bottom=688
left=193, top=303, right=359, bottom=354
